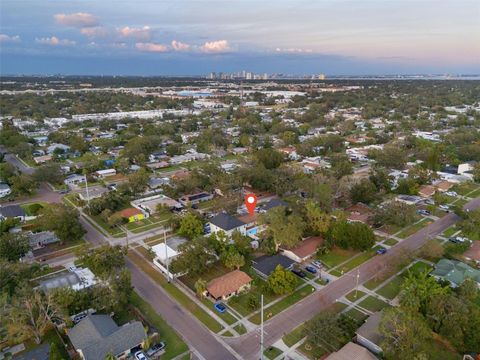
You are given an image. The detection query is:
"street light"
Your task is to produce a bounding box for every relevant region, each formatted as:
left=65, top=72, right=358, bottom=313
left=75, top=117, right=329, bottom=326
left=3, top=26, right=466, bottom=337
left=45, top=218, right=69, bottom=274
left=341, top=268, right=360, bottom=299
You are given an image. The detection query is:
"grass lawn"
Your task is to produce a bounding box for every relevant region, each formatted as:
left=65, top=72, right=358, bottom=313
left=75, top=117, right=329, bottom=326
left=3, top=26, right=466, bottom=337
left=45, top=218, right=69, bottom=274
left=228, top=278, right=280, bottom=317
left=426, top=337, right=461, bottom=360
left=234, top=323, right=247, bottom=335
left=127, top=251, right=224, bottom=333
left=20, top=201, right=48, bottom=216
left=179, top=261, right=232, bottom=292
left=345, top=308, right=369, bottom=322
left=333, top=250, right=376, bottom=274
left=222, top=330, right=233, bottom=337
left=384, top=238, right=398, bottom=246
left=130, top=292, right=189, bottom=359
left=298, top=341, right=328, bottom=360
left=376, top=276, right=403, bottom=300
left=396, top=218, right=432, bottom=239
left=317, top=247, right=359, bottom=269
left=88, top=214, right=125, bottom=236
left=363, top=277, right=384, bottom=290
left=200, top=298, right=237, bottom=325
left=451, top=197, right=469, bottom=207
left=358, top=296, right=389, bottom=312
left=453, top=183, right=480, bottom=196
left=249, top=285, right=315, bottom=324
left=469, top=188, right=480, bottom=198
left=282, top=302, right=348, bottom=347
left=345, top=290, right=366, bottom=302
left=442, top=226, right=459, bottom=237
left=406, top=261, right=433, bottom=275
left=264, top=346, right=283, bottom=360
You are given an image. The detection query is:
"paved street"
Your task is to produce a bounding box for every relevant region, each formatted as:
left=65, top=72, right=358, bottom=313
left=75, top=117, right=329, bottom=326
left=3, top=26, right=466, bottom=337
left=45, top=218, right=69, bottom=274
left=127, top=259, right=240, bottom=360
left=226, top=197, right=480, bottom=360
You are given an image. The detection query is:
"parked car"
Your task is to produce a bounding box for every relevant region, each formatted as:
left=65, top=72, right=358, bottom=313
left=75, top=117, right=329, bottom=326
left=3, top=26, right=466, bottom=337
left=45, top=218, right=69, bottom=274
left=376, top=247, right=387, bottom=255
left=72, top=313, right=87, bottom=324
left=134, top=351, right=147, bottom=360
left=416, top=209, right=431, bottom=216
left=214, top=302, right=227, bottom=313
left=59, top=189, right=70, bottom=194
left=445, top=191, right=458, bottom=197
left=439, top=205, right=450, bottom=212
left=425, top=199, right=435, bottom=205
left=305, top=265, right=317, bottom=274
left=449, top=236, right=469, bottom=244
left=312, top=260, right=323, bottom=269
left=146, top=342, right=166, bottom=357
left=291, top=269, right=307, bottom=278
left=191, top=204, right=198, bottom=209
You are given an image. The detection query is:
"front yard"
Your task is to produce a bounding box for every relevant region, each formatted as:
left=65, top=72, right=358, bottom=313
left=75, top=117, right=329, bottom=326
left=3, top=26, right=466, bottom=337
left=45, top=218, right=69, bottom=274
left=396, top=218, right=432, bottom=239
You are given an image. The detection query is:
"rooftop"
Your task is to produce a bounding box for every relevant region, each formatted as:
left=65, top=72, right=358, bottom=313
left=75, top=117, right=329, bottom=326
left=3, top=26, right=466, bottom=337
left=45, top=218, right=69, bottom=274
left=207, top=270, right=252, bottom=299
left=209, top=212, right=245, bottom=231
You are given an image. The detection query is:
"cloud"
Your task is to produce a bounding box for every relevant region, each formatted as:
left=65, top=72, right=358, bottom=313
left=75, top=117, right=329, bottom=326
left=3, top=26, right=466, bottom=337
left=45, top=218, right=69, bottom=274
left=80, top=26, right=108, bottom=37
left=118, top=26, right=151, bottom=41
left=0, top=34, right=20, bottom=43
left=200, top=40, right=230, bottom=53
left=135, top=42, right=168, bottom=52
left=171, top=40, right=190, bottom=51
left=35, top=36, right=76, bottom=46
left=54, top=12, right=98, bottom=27
left=275, top=47, right=313, bottom=53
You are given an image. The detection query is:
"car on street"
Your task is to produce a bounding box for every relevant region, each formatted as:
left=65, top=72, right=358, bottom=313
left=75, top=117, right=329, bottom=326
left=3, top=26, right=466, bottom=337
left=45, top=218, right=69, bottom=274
left=312, top=260, right=323, bottom=269
left=214, top=302, right=227, bottom=313
left=146, top=342, right=166, bottom=357
left=417, top=209, right=431, bottom=216
left=305, top=265, right=317, bottom=274
left=376, top=247, right=387, bottom=255
left=134, top=351, right=147, bottom=360
left=291, top=269, right=307, bottom=278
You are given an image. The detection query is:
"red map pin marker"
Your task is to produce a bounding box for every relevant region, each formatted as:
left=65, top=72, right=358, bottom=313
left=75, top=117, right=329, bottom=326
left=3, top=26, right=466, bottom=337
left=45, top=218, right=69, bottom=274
left=245, top=193, right=257, bottom=216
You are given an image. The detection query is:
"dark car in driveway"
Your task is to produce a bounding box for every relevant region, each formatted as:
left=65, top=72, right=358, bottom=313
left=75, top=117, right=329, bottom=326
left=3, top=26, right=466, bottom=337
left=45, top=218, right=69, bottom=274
left=305, top=265, right=317, bottom=274
left=292, top=269, right=307, bottom=278
left=146, top=342, right=166, bottom=357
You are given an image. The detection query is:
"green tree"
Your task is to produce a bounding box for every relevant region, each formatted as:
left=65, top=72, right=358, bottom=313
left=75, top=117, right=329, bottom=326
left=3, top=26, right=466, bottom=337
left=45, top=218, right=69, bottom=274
left=0, top=233, right=30, bottom=262
left=78, top=245, right=126, bottom=279
left=221, top=247, right=245, bottom=270
left=33, top=163, right=65, bottom=185
left=127, top=168, right=150, bottom=195
left=9, top=174, right=36, bottom=195
left=267, top=265, right=297, bottom=295
left=177, top=212, right=204, bottom=239
left=303, top=313, right=357, bottom=352
left=350, top=179, right=378, bottom=204
left=36, top=204, right=86, bottom=243
left=380, top=307, right=430, bottom=360
left=170, top=237, right=216, bottom=276
left=254, top=148, right=285, bottom=169
left=49, top=342, right=64, bottom=360
left=304, top=200, right=331, bottom=235
left=260, top=206, right=305, bottom=252
left=194, top=278, right=207, bottom=298
left=374, top=201, right=416, bottom=227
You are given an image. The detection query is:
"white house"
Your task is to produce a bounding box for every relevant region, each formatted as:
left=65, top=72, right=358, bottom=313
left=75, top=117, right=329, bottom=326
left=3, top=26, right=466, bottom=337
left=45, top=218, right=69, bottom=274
left=0, top=183, right=11, bottom=198
left=94, top=169, right=116, bottom=178
left=208, top=213, right=247, bottom=238
left=64, top=174, right=87, bottom=186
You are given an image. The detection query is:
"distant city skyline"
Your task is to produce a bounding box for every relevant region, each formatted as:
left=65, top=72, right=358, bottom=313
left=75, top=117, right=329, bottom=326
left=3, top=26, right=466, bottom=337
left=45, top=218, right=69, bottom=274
left=1, top=0, right=479, bottom=75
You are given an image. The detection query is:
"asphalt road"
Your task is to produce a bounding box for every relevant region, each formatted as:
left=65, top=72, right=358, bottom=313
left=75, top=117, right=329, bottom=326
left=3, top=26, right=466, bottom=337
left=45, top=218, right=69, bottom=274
left=127, top=259, right=240, bottom=360
left=226, top=197, right=480, bottom=360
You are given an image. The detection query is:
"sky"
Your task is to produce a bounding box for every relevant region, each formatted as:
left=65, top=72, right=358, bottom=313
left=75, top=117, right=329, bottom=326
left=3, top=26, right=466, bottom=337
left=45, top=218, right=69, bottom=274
left=1, top=0, right=479, bottom=76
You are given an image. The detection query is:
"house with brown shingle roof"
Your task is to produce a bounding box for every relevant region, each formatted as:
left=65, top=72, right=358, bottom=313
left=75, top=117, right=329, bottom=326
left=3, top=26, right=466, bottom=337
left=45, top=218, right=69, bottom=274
left=280, top=236, right=324, bottom=263
left=206, top=270, right=252, bottom=301
left=115, top=207, right=144, bottom=223
left=418, top=184, right=436, bottom=198
left=435, top=180, right=455, bottom=192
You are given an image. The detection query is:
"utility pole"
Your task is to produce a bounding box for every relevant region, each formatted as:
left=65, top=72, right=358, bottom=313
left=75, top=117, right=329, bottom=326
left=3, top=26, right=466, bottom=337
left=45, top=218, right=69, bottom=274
left=84, top=172, right=91, bottom=210
left=260, top=294, right=264, bottom=360
left=164, top=228, right=170, bottom=283
left=355, top=268, right=360, bottom=299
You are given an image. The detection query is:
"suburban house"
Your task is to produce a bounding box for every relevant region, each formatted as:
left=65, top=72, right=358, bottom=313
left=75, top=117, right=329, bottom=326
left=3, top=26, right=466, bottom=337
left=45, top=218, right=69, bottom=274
left=68, top=315, right=147, bottom=360
left=77, top=185, right=109, bottom=201
left=94, top=169, right=117, bottom=179
left=131, top=194, right=182, bottom=216
left=418, top=184, right=436, bottom=198
left=27, top=231, right=59, bottom=249
left=64, top=174, right=87, bottom=186
left=206, top=270, right=252, bottom=301
left=0, top=205, right=26, bottom=222
left=152, top=236, right=188, bottom=277
left=251, top=254, right=295, bottom=279
left=325, top=342, right=377, bottom=360
left=280, top=236, right=323, bottom=263
left=33, top=154, right=53, bottom=164
left=345, top=203, right=374, bottom=224
left=430, top=259, right=480, bottom=288
left=261, top=198, right=289, bottom=212
left=47, top=143, right=70, bottom=155
left=116, top=208, right=145, bottom=223
left=209, top=213, right=247, bottom=238
left=395, top=195, right=423, bottom=205
left=434, top=180, right=455, bottom=193
left=38, top=267, right=96, bottom=292
left=0, top=183, right=11, bottom=198
left=356, top=311, right=384, bottom=354
left=463, top=241, right=480, bottom=265
left=178, top=192, right=214, bottom=206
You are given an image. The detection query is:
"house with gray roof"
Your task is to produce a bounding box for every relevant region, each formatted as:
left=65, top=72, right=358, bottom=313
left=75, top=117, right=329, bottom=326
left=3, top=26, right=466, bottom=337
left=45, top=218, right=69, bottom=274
left=431, top=259, right=480, bottom=288
left=68, top=315, right=147, bottom=360
left=27, top=231, right=59, bottom=249
left=356, top=311, right=384, bottom=354
left=0, top=205, right=25, bottom=221
left=251, top=254, right=295, bottom=278
left=208, top=212, right=247, bottom=238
